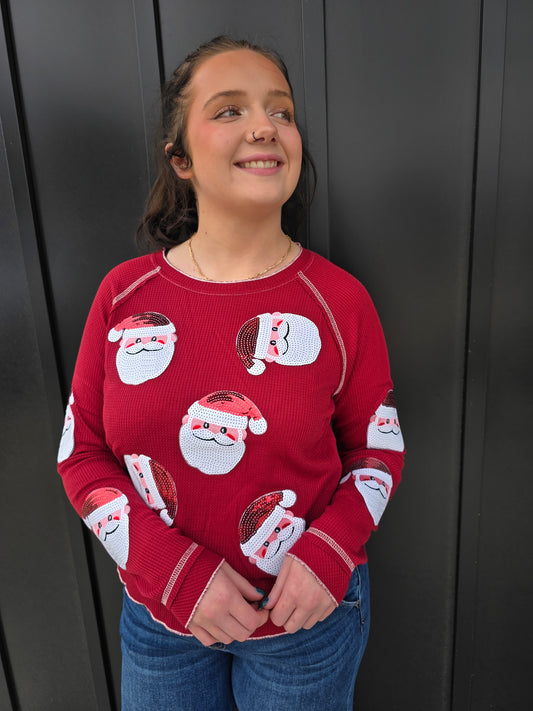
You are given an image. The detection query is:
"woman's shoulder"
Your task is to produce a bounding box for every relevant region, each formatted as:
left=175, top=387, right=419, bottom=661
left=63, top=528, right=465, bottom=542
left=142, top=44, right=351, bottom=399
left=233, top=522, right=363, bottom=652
left=300, top=248, right=372, bottom=305
left=94, top=251, right=163, bottom=306
left=100, top=251, right=162, bottom=288
left=104, top=251, right=161, bottom=283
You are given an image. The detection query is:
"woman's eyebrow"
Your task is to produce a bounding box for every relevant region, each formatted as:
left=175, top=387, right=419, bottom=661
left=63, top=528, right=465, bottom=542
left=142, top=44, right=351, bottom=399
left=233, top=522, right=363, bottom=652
left=203, top=88, right=293, bottom=110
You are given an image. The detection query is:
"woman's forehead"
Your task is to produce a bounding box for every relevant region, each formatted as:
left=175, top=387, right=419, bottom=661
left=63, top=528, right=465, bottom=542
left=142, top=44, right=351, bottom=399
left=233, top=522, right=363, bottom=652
left=189, top=50, right=292, bottom=103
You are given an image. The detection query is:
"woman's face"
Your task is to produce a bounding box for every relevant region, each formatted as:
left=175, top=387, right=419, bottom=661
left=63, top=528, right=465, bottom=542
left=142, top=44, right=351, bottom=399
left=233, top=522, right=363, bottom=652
left=173, top=50, right=302, bottom=222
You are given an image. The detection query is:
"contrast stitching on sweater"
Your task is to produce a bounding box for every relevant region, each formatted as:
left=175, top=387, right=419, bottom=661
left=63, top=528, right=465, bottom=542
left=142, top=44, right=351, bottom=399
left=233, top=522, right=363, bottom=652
left=286, top=553, right=338, bottom=607
left=306, top=527, right=355, bottom=572
left=297, top=272, right=347, bottom=396
left=161, top=542, right=198, bottom=606
left=112, top=267, right=161, bottom=306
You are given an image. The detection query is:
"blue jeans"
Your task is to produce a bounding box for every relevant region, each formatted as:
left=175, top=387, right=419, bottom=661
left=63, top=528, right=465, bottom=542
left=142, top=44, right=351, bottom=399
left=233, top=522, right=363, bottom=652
left=120, top=564, right=370, bottom=711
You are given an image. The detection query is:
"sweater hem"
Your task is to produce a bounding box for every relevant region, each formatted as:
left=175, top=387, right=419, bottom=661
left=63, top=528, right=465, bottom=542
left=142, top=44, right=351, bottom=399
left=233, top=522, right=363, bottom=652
left=121, top=581, right=292, bottom=640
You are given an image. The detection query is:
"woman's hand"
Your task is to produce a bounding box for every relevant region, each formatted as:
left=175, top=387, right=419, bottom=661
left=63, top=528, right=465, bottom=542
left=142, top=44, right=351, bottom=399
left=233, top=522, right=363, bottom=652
left=265, top=556, right=336, bottom=633
left=188, top=562, right=269, bottom=646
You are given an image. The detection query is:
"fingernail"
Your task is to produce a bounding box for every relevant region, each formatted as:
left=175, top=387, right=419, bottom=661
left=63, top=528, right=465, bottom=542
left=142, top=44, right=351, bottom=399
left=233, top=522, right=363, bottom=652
left=255, top=587, right=265, bottom=595
left=258, top=595, right=269, bottom=610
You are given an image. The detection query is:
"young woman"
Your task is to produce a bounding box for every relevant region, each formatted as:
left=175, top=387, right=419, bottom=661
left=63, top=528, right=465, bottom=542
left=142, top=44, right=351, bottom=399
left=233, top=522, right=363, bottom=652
left=58, top=36, right=405, bottom=710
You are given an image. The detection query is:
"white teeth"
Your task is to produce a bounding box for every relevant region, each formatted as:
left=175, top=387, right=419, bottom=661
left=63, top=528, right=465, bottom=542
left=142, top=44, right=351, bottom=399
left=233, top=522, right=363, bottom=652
left=241, top=160, right=278, bottom=169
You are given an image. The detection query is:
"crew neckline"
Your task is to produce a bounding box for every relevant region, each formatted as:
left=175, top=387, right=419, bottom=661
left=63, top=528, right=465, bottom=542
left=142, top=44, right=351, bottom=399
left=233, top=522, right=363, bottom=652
left=155, top=244, right=312, bottom=294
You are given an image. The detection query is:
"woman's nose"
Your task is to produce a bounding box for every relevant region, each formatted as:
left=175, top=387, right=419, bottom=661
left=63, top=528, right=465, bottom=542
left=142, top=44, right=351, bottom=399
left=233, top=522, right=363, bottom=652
left=247, top=115, right=278, bottom=143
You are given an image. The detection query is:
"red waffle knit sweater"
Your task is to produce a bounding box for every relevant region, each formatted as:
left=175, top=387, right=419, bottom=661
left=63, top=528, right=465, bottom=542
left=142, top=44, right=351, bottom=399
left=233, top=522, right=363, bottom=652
left=58, top=246, right=405, bottom=638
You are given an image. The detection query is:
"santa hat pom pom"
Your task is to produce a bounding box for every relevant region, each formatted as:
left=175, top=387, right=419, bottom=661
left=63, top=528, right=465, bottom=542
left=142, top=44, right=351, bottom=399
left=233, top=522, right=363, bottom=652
left=280, top=489, right=296, bottom=508
left=249, top=415, right=267, bottom=435
left=108, top=326, right=123, bottom=342
left=248, top=359, right=266, bottom=376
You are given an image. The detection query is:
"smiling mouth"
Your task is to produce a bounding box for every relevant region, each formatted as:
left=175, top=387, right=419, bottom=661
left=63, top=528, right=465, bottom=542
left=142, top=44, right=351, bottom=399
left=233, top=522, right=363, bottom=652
left=103, top=524, right=119, bottom=539
left=191, top=432, right=234, bottom=446
left=125, top=345, right=163, bottom=354
left=266, top=527, right=294, bottom=558
left=237, top=160, right=281, bottom=169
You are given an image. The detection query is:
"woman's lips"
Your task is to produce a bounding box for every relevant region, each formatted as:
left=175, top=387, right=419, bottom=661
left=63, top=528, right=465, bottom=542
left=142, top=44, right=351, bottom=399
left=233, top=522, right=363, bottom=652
left=238, top=159, right=279, bottom=169
left=235, top=157, right=283, bottom=175
left=235, top=154, right=284, bottom=173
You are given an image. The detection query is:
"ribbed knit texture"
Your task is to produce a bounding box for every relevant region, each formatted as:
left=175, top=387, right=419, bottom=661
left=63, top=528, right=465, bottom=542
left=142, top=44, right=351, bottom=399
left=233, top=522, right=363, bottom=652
left=58, top=247, right=404, bottom=638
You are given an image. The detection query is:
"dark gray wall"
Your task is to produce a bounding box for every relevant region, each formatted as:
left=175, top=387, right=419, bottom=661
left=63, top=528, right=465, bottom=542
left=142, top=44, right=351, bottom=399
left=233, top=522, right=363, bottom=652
left=1, top=1, right=532, bottom=709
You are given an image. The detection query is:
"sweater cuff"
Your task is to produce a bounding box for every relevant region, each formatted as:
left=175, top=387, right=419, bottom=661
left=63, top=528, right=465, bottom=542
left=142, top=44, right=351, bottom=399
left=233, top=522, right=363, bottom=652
left=165, top=546, right=224, bottom=628
left=288, top=528, right=365, bottom=604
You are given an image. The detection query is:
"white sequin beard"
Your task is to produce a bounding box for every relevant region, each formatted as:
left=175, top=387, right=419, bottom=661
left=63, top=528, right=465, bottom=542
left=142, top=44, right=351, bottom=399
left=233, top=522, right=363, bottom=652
left=355, top=480, right=389, bottom=526
left=100, top=516, right=129, bottom=569
left=57, top=421, right=75, bottom=463
left=179, top=425, right=246, bottom=475
left=367, top=423, right=404, bottom=451
left=115, top=343, right=174, bottom=385
left=255, top=517, right=306, bottom=576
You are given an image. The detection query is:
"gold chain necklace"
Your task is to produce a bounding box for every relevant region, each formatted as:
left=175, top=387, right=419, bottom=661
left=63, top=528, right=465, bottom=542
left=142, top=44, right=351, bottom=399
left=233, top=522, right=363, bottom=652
left=187, top=235, right=293, bottom=282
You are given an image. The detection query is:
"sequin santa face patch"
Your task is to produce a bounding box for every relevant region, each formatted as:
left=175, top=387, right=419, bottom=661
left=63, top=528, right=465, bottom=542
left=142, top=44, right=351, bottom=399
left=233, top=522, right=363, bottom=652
left=108, top=312, right=177, bottom=385
left=239, top=490, right=306, bottom=575
left=82, top=487, right=130, bottom=569
left=340, top=458, right=393, bottom=526
left=124, top=454, right=178, bottom=527
left=179, top=391, right=267, bottom=475
left=57, top=393, right=75, bottom=463
left=367, top=390, right=404, bottom=452
left=236, top=312, right=321, bottom=375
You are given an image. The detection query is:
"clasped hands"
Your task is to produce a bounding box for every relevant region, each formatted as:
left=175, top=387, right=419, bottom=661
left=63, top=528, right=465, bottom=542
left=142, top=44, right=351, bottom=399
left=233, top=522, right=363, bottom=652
left=188, top=557, right=336, bottom=647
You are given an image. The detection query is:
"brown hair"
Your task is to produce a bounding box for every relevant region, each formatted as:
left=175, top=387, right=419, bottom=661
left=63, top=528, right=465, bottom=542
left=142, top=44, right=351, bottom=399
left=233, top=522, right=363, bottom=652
left=136, top=36, right=316, bottom=253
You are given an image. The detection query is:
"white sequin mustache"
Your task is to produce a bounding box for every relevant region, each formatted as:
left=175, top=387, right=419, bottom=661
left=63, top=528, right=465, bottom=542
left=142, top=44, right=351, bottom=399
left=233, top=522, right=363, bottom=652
left=123, top=341, right=166, bottom=355
left=190, top=429, right=239, bottom=446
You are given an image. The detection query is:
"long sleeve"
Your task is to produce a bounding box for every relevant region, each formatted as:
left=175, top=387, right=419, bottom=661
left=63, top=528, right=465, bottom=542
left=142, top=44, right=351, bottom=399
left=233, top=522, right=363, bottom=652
left=57, top=266, right=224, bottom=629
left=287, top=277, right=405, bottom=604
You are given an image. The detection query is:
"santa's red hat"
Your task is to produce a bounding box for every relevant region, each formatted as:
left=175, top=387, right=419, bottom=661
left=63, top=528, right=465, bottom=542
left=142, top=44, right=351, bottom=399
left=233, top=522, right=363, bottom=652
left=187, top=391, right=267, bottom=435
left=82, top=487, right=128, bottom=528
left=239, top=490, right=296, bottom=556
left=108, top=312, right=175, bottom=343
left=350, top=457, right=392, bottom=483
left=148, top=458, right=178, bottom=520
left=380, top=390, right=397, bottom=410
left=235, top=314, right=274, bottom=375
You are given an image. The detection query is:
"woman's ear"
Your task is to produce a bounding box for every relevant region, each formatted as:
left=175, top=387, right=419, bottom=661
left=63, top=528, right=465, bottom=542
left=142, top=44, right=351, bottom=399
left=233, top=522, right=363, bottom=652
left=165, top=142, right=193, bottom=179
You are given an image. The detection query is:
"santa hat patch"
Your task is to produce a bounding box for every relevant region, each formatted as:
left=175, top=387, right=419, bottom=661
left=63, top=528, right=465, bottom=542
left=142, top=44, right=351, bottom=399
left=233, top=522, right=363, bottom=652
left=239, top=490, right=296, bottom=556
left=235, top=314, right=273, bottom=375
left=236, top=312, right=321, bottom=374
left=108, top=312, right=175, bottom=342
left=381, top=390, right=398, bottom=409
left=187, top=391, right=267, bottom=435
left=82, top=487, right=129, bottom=528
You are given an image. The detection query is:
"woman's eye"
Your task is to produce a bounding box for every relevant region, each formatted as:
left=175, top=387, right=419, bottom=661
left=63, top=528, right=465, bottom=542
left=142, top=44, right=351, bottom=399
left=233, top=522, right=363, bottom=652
left=272, top=109, right=293, bottom=122
left=214, top=106, right=240, bottom=119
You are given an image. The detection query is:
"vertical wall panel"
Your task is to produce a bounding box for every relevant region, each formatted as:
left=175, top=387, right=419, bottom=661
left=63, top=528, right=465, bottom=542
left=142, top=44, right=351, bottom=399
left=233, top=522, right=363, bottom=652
left=158, top=0, right=305, bottom=101
left=0, top=52, right=104, bottom=711
left=8, top=0, right=155, bottom=374
left=325, top=2, right=480, bottom=708
left=459, top=1, right=533, bottom=708
left=5, top=0, right=161, bottom=706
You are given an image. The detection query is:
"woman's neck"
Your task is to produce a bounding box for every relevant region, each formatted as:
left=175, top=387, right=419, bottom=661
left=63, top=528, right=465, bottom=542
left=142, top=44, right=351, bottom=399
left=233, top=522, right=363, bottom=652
left=169, top=209, right=297, bottom=283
